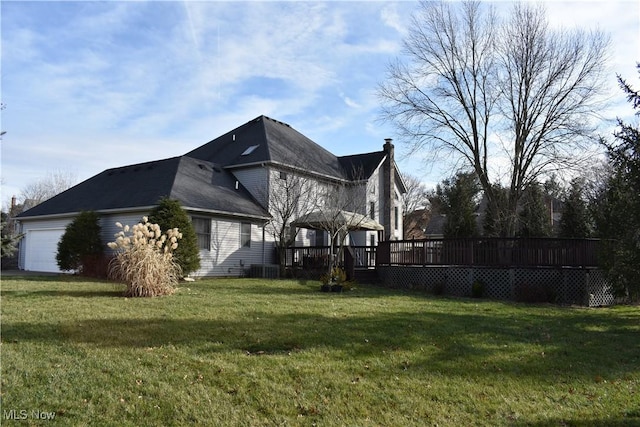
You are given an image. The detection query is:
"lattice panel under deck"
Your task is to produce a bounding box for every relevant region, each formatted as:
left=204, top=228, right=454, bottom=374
left=446, top=267, right=473, bottom=297
left=377, top=266, right=446, bottom=293
left=559, top=268, right=588, bottom=305
left=587, top=269, right=616, bottom=306
left=474, top=268, right=512, bottom=300
left=377, top=266, right=614, bottom=306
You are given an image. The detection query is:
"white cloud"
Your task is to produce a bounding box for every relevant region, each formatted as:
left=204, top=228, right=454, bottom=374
left=341, top=93, right=361, bottom=109
left=2, top=1, right=638, bottom=206
left=380, top=3, right=407, bottom=36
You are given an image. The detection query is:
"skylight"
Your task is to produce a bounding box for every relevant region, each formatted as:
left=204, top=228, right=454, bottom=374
left=241, top=145, right=259, bottom=156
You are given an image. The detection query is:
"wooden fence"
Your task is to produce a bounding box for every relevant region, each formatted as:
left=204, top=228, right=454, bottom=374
left=376, top=238, right=607, bottom=268
left=286, top=238, right=608, bottom=270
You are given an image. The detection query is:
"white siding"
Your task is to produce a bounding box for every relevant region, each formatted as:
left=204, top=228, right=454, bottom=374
left=195, top=219, right=274, bottom=277
left=392, top=185, right=404, bottom=240
left=100, top=212, right=148, bottom=250
left=349, top=183, right=368, bottom=215
left=376, top=165, right=385, bottom=229
left=100, top=212, right=275, bottom=277
left=295, top=228, right=314, bottom=246
left=264, top=166, right=319, bottom=248
left=368, top=167, right=381, bottom=222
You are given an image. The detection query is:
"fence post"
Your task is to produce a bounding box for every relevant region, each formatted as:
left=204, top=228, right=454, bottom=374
left=344, top=246, right=355, bottom=281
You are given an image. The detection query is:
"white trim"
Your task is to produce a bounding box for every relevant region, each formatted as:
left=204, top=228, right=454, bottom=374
left=18, top=205, right=270, bottom=223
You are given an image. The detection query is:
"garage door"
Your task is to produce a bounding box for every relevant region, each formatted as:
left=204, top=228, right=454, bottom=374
left=25, top=229, right=65, bottom=273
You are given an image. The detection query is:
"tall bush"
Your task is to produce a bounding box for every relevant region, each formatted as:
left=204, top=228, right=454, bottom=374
left=108, top=217, right=182, bottom=297
left=1, top=213, right=22, bottom=259
left=56, top=211, right=103, bottom=274
left=518, top=182, right=552, bottom=237
left=559, top=179, right=591, bottom=238
left=436, top=172, right=480, bottom=238
left=592, top=65, right=640, bottom=302
left=148, top=198, right=200, bottom=276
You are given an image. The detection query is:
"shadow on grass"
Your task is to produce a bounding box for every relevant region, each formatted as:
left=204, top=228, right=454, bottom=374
left=3, top=305, right=639, bottom=384
left=1, top=289, right=124, bottom=298
left=1, top=274, right=75, bottom=282
left=514, top=414, right=640, bottom=427
left=222, top=283, right=391, bottom=299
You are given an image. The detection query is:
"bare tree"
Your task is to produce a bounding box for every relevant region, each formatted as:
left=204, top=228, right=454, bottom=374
left=379, top=0, right=610, bottom=236
left=262, top=166, right=316, bottom=276
left=496, top=3, right=610, bottom=235
left=401, top=172, right=432, bottom=239
left=400, top=172, right=430, bottom=215
left=293, top=167, right=375, bottom=274
left=19, top=170, right=78, bottom=208
left=315, top=175, right=374, bottom=273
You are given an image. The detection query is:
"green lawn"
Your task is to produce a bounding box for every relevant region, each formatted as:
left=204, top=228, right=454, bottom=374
left=1, top=275, right=638, bottom=426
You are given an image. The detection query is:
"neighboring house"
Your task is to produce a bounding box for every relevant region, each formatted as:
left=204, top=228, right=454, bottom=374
left=16, top=115, right=406, bottom=275
left=403, top=208, right=431, bottom=240
left=424, top=214, right=447, bottom=239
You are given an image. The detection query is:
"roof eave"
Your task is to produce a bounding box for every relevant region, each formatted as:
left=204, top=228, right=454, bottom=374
left=225, top=161, right=352, bottom=184
left=17, top=204, right=271, bottom=224
left=15, top=206, right=159, bottom=221
left=185, top=206, right=271, bottom=223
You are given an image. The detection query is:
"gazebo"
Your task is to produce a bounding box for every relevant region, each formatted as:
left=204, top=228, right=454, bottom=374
left=290, top=209, right=385, bottom=278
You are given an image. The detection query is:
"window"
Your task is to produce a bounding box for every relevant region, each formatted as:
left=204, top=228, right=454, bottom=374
left=241, top=222, right=251, bottom=248
left=315, top=230, right=325, bottom=246
left=192, top=218, right=211, bottom=250
left=241, top=145, right=259, bottom=156
left=369, top=201, right=375, bottom=219
left=279, top=171, right=288, bottom=180
left=394, top=207, right=399, bottom=230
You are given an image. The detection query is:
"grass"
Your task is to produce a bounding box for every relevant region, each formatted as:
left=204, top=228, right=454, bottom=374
left=1, top=275, right=639, bottom=426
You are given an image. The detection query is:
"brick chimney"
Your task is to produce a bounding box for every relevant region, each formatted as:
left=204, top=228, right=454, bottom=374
left=382, top=138, right=395, bottom=240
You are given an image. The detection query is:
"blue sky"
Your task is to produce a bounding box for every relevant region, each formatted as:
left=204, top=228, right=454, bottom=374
left=1, top=1, right=638, bottom=208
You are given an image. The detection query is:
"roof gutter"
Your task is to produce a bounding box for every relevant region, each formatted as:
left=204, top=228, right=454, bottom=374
left=225, top=160, right=352, bottom=184
left=17, top=205, right=271, bottom=224
left=184, top=207, right=271, bottom=223
left=15, top=206, right=159, bottom=221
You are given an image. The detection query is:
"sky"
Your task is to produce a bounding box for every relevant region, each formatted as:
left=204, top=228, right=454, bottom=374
left=1, top=0, right=639, bottom=209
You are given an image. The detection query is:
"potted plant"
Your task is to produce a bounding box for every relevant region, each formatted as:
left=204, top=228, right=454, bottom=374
left=320, top=267, right=347, bottom=293
left=319, top=274, right=332, bottom=292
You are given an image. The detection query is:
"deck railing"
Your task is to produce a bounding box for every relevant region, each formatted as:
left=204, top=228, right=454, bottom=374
left=285, top=246, right=377, bottom=269
left=377, top=238, right=607, bottom=267
left=286, top=238, right=608, bottom=270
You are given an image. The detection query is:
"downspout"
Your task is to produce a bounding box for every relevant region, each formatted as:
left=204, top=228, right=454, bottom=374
left=262, top=223, right=266, bottom=278
left=16, top=219, right=23, bottom=270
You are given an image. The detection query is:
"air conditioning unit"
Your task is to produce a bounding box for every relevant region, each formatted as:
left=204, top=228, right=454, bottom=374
left=249, top=264, right=279, bottom=279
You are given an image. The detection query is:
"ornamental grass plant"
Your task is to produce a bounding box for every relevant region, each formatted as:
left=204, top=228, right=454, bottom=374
left=107, top=217, right=182, bottom=297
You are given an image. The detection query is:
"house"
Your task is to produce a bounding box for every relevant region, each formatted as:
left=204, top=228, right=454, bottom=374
left=403, top=208, right=432, bottom=240
left=16, top=115, right=406, bottom=275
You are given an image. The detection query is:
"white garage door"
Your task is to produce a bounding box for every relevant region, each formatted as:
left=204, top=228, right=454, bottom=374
left=25, top=229, right=65, bottom=273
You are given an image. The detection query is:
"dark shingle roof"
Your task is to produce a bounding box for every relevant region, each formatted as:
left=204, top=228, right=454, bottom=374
left=338, top=151, right=386, bottom=180
left=186, top=116, right=350, bottom=179
left=17, top=156, right=269, bottom=220
left=18, top=115, right=391, bottom=220
left=424, top=214, right=447, bottom=236
left=169, top=156, right=268, bottom=218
